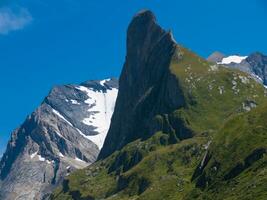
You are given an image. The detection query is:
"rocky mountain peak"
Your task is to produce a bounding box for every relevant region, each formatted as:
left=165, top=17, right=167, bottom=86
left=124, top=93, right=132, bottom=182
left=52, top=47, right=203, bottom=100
left=0, top=78, right=118, bottom=200
left=133, top=9, right=156, bottom=20
left=99, top=10, right=178, bottom=159
left=207, top=51, right=225, bottom=63
left=208, top=51, right=267, bottom=85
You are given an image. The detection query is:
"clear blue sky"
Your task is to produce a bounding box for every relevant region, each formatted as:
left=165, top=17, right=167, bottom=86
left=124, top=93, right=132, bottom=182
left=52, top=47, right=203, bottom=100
left=0, top=0, right=267, bottom=155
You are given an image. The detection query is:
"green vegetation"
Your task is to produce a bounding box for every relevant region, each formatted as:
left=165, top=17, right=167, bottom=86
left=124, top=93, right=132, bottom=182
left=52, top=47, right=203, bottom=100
left=188, top=103, right=267, bottom=200
left=51, top=45, right=267, bottom=200
left=52, top=133, right=207, bottom=200
left=170, top=46, right=266, bottom=134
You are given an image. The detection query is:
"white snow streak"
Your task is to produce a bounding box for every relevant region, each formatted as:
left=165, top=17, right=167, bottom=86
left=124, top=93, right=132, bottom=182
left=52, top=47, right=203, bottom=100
left=55, top=131, right=63, bottom=138
left=30, top=151, right=38, bottom=159
left=75, top=157, right=86, bottom=163
left=58, top=152, right=64, bottom=158
left=52, top=109, right=73, bottom=126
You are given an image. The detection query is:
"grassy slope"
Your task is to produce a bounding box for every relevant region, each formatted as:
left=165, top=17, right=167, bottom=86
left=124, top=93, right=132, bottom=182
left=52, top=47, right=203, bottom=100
left=51, top=46, right=267, bottom=200
left=171, top=46, right=266, bottom=134
left=52, top=133, right=207, bottom=200
left=187, top=103, right=267, bottom=200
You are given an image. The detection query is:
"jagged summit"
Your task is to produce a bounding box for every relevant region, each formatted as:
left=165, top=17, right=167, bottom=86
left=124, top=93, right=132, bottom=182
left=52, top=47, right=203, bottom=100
left=99, top=10, right=177, bottom=159
left=0, top=78, right=118, bottom=199
left=132, top=10, right=178, bottom=44
left=133, top=9, right=156, bottom=21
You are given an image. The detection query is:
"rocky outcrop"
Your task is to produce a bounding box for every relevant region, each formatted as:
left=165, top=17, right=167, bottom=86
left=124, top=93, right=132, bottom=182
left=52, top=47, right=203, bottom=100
left=0, top=79, right=118, bottom=200
left=99, top=10, right=184, bottom=159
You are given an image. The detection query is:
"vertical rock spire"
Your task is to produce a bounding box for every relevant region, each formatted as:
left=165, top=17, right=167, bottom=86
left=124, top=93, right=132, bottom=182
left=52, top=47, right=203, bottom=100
left=99, top=10, right=179, bottom=159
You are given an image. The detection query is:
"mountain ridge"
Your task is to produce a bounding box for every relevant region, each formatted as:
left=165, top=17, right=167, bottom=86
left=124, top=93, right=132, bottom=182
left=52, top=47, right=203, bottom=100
left=99, top=10, right=178, bottom=159
left=0, top=78, right=118, bottom=200
left=51, top=10, right=267, bottom=200
left=207, top=51, right=267, bottom=86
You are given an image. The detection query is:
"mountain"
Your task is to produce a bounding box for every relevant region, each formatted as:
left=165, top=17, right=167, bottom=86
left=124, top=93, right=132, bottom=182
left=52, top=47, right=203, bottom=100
left=208, top=52, right=267, bottom=86
left=51, top=10, right=267, bottom=200
left=0, top=78, right=118, bottom=200
left=206, top=51, right=225, bottom=63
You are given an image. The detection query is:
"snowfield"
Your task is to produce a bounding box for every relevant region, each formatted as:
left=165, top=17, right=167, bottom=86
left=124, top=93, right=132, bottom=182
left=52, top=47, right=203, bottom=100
left=219, top=55, right=247, bottom=64
left=76, top=84, right=118, bottom=149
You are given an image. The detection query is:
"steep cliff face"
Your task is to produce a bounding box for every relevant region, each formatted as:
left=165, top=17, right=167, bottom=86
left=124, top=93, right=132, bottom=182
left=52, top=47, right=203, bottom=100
left=0, top=79, right=118, bottom=200
left=99, top=10, right=182, bottom=159
left=51, top=10, right=267, bottom=200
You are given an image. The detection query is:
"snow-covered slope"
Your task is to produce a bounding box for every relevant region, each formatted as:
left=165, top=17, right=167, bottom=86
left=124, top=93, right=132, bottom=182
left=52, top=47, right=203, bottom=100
left=44, top=78, right=119, bottom=150
left=76, top=82, right=117, bottom=148
left=0, top=78, right=118, bottom=200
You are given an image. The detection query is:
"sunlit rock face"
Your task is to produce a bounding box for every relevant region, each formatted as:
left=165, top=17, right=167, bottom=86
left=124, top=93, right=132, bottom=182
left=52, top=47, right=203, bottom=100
left=0, top=78, right=118, bottom=200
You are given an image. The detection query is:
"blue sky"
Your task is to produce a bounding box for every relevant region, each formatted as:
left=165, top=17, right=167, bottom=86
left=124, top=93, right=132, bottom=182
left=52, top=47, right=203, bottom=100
left=0, top=0, right=267, bottom=155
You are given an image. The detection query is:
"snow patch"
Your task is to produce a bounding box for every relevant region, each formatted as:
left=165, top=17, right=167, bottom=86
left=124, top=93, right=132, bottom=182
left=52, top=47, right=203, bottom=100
left=30, top=151, right=38, bottom=159
left=38, top=155, right=45, bottom=162
left=58, top=152, right=64, bottom=158
left=75, top=85, right=118, bottom=149
left=100, top=78, right=111, bottom=86
left=219, top=55, right=247, bottom=65
left=70, top=99, right=80, bottom=105
left=46, top=160, right=53, bottom=164
left=30, top=152, right=47, bottom=162
left=75, top=157, right=86, bottom=163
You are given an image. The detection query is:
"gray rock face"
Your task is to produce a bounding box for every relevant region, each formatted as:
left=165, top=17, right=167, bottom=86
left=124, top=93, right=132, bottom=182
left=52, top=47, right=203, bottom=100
left=0, top=78, right=118, bottom=200
left=246, top=52, right=267, bottom=85
left=208, top=52, right=267, bottom=85
left=99, top=10, right=181, bottom=159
